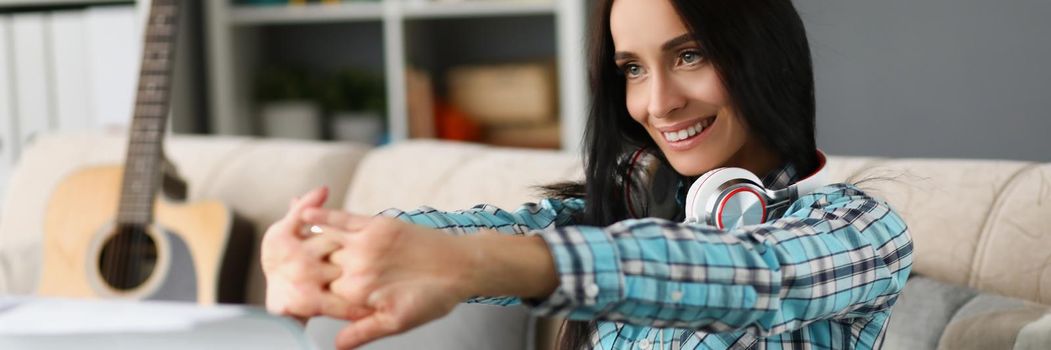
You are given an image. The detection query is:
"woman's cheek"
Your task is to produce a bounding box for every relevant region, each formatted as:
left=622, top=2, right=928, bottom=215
left=694, top=69, right=730, bottom=105
left=625, top=85, right=648, bottom=124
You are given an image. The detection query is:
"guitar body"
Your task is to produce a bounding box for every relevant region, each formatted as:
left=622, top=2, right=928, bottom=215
left=37, top=165, right=253, bottom=304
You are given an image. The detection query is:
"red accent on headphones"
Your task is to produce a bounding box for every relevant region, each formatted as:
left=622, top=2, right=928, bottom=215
left=715, top=187, right=768, bottom=229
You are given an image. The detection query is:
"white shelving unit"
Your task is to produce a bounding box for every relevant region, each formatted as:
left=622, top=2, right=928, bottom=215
left=0, top=0, right=150, bottom=202
left=204, top=0, right=588, bottom=152
left=0, top=0, right=131, bottom=6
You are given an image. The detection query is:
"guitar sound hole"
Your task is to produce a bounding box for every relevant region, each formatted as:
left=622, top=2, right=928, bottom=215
left=98, top=225, right=158, bottom=291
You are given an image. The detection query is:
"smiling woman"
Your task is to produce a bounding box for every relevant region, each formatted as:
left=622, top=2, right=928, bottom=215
left=603, top=0, right=817, bottom=179
left=261, top=0, right=913, bottom=349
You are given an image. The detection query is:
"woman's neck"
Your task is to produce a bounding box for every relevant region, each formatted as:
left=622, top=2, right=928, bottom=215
left=725, top=135, right=783, bottom=179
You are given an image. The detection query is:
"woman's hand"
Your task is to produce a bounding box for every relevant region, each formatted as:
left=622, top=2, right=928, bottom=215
left=300, top=209, right=480, bottom=349
left=260, top=186, right=366, bottom=323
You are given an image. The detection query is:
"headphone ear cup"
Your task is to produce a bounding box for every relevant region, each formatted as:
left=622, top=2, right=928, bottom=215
left=684, top=167, right=765, bottom=226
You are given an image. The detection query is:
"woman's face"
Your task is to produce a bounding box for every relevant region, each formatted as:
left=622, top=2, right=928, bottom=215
left=611, top=0, right=771, bottom=177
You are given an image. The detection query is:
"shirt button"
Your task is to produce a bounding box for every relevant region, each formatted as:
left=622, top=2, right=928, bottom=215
left=584, top=283, right=599, bottom=298
left=639, top=339, right=652, bottom=349
left=671, top=290, right=683, bottom=302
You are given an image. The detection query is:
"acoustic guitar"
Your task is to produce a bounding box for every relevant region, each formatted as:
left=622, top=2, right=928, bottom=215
left=36, top=0, right=253, bottom=304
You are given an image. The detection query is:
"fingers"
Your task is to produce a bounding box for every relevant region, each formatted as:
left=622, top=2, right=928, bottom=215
left=329, top=272, right=374, bottom=308
left=285, top=186, right=330, bottom=222
left=300, top=185, right=330, bottom=209
left=267, top=277, right=322, bottom=318
left=335, top=314, right=400, bottom=350
left=301, top=208, right=371, bottom=232
left=281, top=235, right=341, bottom=281
left=319, top=293, right=374, bottom=321
left=300, top=232, right=344, bottom=259
left=269, top=186, right=330, bottom=243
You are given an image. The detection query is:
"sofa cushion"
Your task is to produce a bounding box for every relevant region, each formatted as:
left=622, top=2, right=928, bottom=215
left=969, top=164, right=1051, bottom=304
left=938, top=293, right=1051, bottom=350
left=886, top=276, right=979, bottom=350
left=342, top=140, right=583, bottom=215
left=886, top=276, right=1051, bottom=350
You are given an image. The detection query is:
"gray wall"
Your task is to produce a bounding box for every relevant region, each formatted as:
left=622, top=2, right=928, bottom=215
left=795, top=0, right=1051, bottom=162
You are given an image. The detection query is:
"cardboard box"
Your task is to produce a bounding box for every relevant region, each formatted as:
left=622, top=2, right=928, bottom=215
left=482, top=121, right=561, bottom=149
left=447, top=62, right=557, bottom=126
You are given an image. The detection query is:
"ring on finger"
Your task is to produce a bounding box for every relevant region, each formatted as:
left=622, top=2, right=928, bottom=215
left=298, top=224, right=325, bottom=237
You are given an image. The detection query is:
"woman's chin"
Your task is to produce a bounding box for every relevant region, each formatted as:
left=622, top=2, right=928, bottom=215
left=665, top=156, right=716, bottom=177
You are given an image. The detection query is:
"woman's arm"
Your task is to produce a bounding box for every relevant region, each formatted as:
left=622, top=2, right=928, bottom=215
left=298, top=183, right=910, bottom=347
left=463, top=233, right=561, bottom=300
left=359, top=197, right=584, bottom=306
left=378, top=197, right=585, bottom=235
left=516, top=184, right=913, bottom=337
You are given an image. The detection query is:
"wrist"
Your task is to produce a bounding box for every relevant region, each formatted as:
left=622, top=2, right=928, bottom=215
left=461, top=231, right=559, bottom=299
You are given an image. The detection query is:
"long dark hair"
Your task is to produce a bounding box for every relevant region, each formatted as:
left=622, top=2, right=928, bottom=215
left=545, top=0, right=819, bottom=348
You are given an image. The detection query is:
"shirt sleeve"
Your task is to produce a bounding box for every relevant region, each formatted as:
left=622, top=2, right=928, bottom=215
left=524, top=183, right=914, bottom=337
left=377, top=197, right=586, bottom=306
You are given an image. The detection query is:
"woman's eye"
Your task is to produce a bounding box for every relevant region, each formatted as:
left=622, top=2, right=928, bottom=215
left=680, top=51, right=703, bottom=65
left=623, top=64, right=643, bottom=77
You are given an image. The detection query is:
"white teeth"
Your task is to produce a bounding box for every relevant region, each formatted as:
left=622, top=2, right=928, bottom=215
left=662, top=119, right=712, bottom=143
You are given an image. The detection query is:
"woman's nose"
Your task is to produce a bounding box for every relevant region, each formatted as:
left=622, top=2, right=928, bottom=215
left=647, top=74, right=686, bottom=119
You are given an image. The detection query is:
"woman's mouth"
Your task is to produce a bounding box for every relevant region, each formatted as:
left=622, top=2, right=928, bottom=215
left=661, top=116, right=715, bottom=145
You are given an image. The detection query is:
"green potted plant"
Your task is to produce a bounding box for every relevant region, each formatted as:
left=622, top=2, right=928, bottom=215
left=254, top=66, right=323, bottom=139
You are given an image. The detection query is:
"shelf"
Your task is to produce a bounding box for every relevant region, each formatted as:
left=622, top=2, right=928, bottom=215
left=227, top=1, right=555, bottom=25
left=229, top=2, right=384, bottom=25
left=0, top=0, right=133, bottom=9
left=401, top=0, right=554, bottom=19
left=206, top=0, right=587, bottom=150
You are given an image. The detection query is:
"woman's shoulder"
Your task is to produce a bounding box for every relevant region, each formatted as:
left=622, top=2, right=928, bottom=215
left=788, top=182, right=909, bottom=231
left=801, top=182, right=887, bottom=206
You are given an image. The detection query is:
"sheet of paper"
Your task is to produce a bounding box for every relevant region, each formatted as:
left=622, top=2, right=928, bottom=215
left=0, top=297, right=249, bottom=335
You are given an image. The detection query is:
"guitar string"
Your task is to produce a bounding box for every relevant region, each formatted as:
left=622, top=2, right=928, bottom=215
left=136, top=0, right=178, bottom=291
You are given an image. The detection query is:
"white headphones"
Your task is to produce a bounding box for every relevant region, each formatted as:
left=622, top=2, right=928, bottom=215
left=684, top=150, right=829, bottom=229
left=620, top=148, right=830, bottom=229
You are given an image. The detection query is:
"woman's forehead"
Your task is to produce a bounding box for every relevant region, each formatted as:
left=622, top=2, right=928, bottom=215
left=610, top=0, right=690, bottom=52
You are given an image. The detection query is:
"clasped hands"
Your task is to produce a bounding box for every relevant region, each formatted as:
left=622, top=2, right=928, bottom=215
left=261, top=186, right=481, bottom=349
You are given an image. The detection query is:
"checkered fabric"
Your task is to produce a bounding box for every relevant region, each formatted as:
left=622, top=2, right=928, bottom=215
left=380, top=162, right=913, bottom=349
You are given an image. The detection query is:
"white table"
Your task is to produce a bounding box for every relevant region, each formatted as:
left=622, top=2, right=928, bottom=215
left=0, top=297, right=316, bottom=349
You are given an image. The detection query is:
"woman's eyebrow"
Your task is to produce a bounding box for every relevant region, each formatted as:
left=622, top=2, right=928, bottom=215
left=660, top=34, right=694, bottom=52
left=613, top=51, right=635, bottom=61
left=613, top=33, right=695, bottom=61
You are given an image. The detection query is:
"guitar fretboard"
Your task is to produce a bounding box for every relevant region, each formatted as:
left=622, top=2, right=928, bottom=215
left=117, top=0, right=180, bottom=225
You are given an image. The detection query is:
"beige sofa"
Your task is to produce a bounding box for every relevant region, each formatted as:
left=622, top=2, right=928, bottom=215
left=1, top=130, right=1049, bottom=349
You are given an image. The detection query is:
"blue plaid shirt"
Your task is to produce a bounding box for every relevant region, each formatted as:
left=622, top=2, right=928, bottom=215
left=381, top=162, right=913, bottom=349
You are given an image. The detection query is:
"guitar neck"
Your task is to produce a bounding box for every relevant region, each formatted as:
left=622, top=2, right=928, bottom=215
left=117, top=0, right=181, bottom=226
